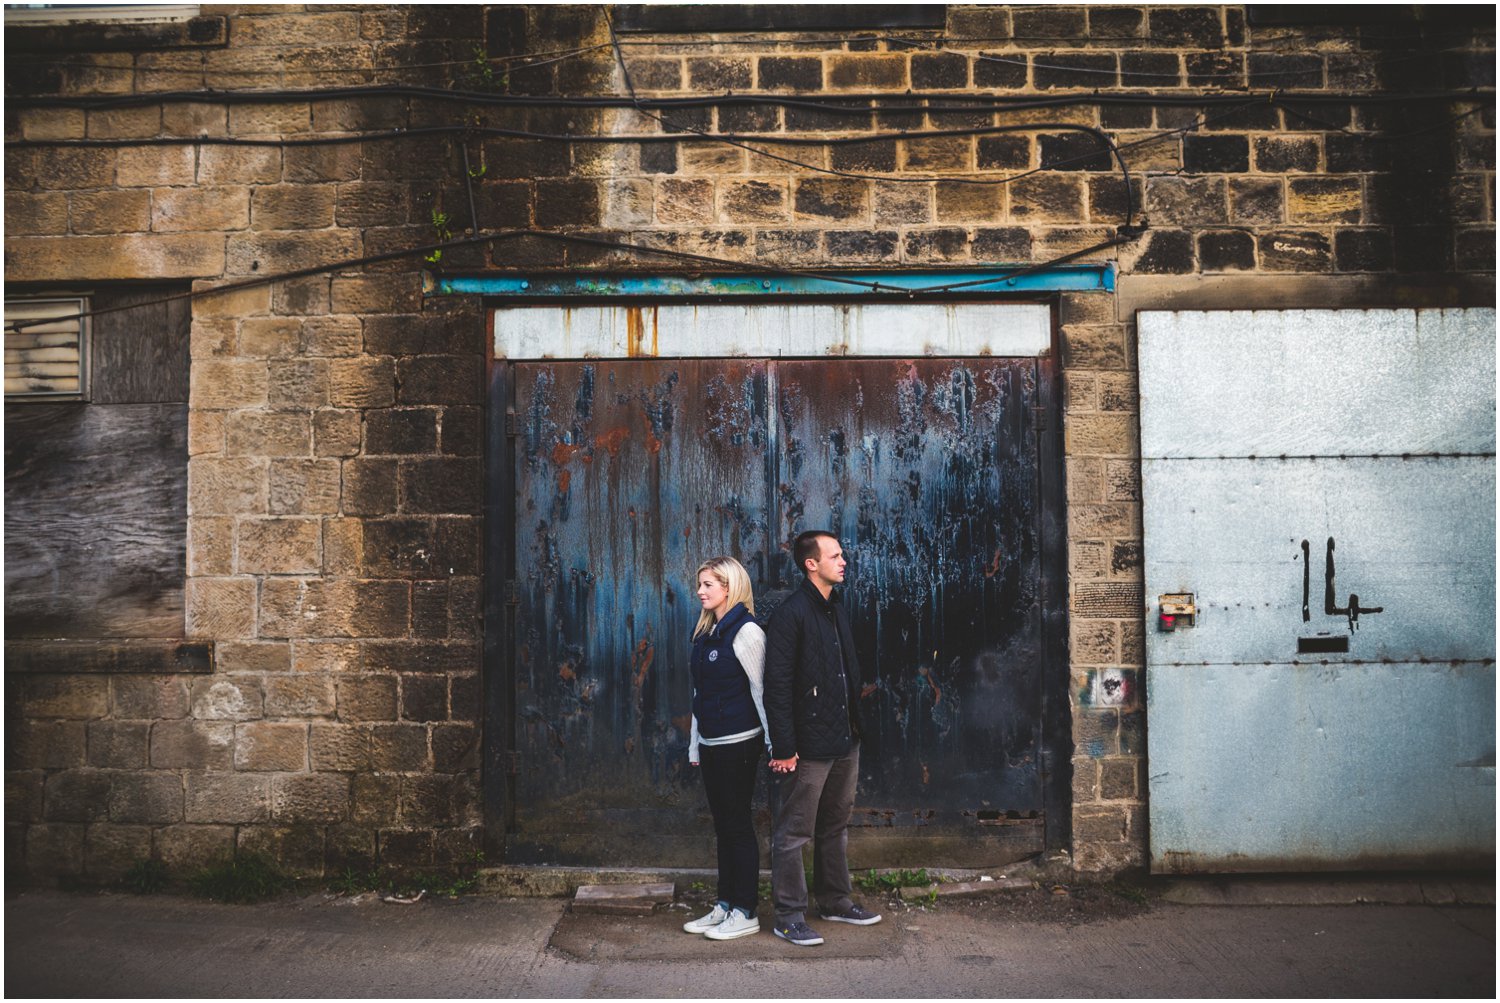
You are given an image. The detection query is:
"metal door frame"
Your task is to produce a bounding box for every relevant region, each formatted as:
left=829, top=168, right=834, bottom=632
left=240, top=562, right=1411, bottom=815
left=479, top=283, right=1076, bottom=861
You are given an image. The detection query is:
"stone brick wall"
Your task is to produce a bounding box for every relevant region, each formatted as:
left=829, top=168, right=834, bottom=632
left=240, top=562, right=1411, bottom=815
left=5, top=4, right=1493, bottom=880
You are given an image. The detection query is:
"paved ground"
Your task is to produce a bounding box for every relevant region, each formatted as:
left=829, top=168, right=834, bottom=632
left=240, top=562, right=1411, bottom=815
left=5, top=885, right=1494, bottom=998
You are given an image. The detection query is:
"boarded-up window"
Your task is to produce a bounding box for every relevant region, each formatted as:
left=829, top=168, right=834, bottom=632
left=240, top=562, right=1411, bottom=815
left=5, top=297, right=89, bottom=400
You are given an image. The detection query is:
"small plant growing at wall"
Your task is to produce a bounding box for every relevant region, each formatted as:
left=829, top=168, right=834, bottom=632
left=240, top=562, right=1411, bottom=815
left=190, top=853, right=289, bottom=904
left=121, top=857, right=170, bottom=895
left=424, top=209, right=454, bottom=265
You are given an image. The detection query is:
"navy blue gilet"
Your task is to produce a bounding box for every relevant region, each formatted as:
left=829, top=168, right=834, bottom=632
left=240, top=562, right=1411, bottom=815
left=690, top=603, right=760, bottom=739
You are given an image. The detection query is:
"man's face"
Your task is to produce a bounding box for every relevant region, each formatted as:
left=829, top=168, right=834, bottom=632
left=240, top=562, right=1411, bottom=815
left=805, top=536, right=846, bottom=587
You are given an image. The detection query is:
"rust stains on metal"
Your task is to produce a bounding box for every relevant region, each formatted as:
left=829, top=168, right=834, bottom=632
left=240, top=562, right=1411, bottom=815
left=551, top=441, right=583, bottom=466
left=624, top=306, right=661, bottom=357
left=645, top=430, right=662, bottom=454
left=631, top=639, right=654, bottom=688
left=596, top=426, right=630, bottom=455
left=984, top=547, right=1003, bottom=578
left=671, top=714, right=692, bottom=736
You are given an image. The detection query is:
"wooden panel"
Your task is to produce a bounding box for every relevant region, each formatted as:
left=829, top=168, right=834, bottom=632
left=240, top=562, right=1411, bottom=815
left=5, top=402, right=187, bottom=638
left=90, top=287, right=190, bottom=404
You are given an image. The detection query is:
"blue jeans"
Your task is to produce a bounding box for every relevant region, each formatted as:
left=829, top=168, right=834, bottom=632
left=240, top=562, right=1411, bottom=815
left=699, top=737, right=763, bottom=915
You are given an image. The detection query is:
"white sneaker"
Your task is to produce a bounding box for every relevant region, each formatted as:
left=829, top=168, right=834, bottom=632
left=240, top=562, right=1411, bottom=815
left=683, top=902, right=730, bottom=934
left=704, top=907, right=760, bottom=941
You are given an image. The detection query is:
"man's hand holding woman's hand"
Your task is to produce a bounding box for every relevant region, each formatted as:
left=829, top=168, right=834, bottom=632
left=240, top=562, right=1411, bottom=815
left=769, top=754, right=798, bottom=774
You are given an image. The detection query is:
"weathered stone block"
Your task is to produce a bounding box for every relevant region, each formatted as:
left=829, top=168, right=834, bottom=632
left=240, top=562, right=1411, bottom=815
left=268, top=359, right=330, bottom=408
left=398, top=774, right=454, bottom=826
left=25, top=676, right=110, bottom=720
left=188, top=410, right=228, bottom=454
left=260, top=579, right=410, bottom=639
left=655, top=178, right=715, bottom=225
left=1198, top=230, right=1256, bottom=271
left=1009, top=174, right=1085, bottom=222
left=226, top=411, right=312, bottom=457
left=234, top=721, right=308, bottom=772
left=84, top=823, right=153, bottom=880
left=191, top=360, right=270, bottom=411
left=378, top=828, right=433, bottom=867
left=184, top=773, right=269, bottom=824
left=399, top=675, right=448, bottom=723
left=1074, top=806, right=1128, bottom=843
left=190, top=676, right=263, bottom=722
left=198, top=145, right=281, bottom=185
left=1288, top=176, right=1363, bottom=224
left=70, top=189, right=151, bottom=234
left=1071, top=619, right=1119, bottom=663
left=1072, top=756, right=1100, bottom=802
left=294, top=641, right=362, bottom=674
left=828, top=54, right=907, bottom=89
left=449, top=674, right=482, bottom=723
left=86, top=722, right=149, bottom=769
left=107, top=772, right=183, bottom=824
left=1106, top=460, right=1142, bottom=502
left=400, top=458, right=480, bottom=515
left=396, top=356, right=481, bottom=406
left=189, top=455, right=268, bottom=512
left=824, top=229, right=899, bottom=263
left=720, top=180, right=788, bottom=223
left=341, top=458, right=398, bottom=515
left=313, top=409, right=363, bottom=458
left=112, top=677, right=190, bottom=720
left=902, top=228, right=969, bottom=263
left=156, top=823, right=235, bottom=870
left=431, top=723, right=479, bottom=772
left=301, top=316, right=362, bottom=357
left=1066, top=456, right=1104, bottom=504
left=18, top=107, right=86, bottom=141
left=365, top=409, right=437, bottom=455
left=310, top=723, right=373, bottom=771
left=371, top=724, right=430, bottom=771
left=935, top=182, right=1004, bottom=222
left=1145, top=176, right=1227, bottom=225
left=16, top=721, right=87, bottom=770
left=330, top=274, right=422, bottom=315
left=1121, top=228, right=1194, bottom=274
left=251, top=184, right=336, bottom=231
left=185, top=577, right=258, bottom=639
left=337, top=675, right=400, bottom=723
left=236, top=517, right=321, bottom=575
left=153, top=186, right=251, bottom=232
left=24, top=823, right=85, bottom=877
left=272, top=773, right=350, bottom=824
left=328, top=357, right=397, bottom=409
left=7, top=233, right=226, bottom=282
left=1065, top=413, right=1136, bottom=455
left=902, top=136, right=973, bottom=173
left=225, top=229, right=360, bottom=277
left=1070, top=503, right=1139, bottom=538
left=5, top=192, right=69, bottom=236
left=186, top=518, right=230, bottom=578
left=1073, top=708, right=1121, bottom=758
left=1259, top=229, right=1332, bottom=271
left=150, top=720, right=235, bottom=771
left=268, top=459, right=341, bottom=515
left=264, top=674, right=337, bottom=718
left=1099, top=758, right=1139, bottom=800
left=352, top=774, right=401, bottom=826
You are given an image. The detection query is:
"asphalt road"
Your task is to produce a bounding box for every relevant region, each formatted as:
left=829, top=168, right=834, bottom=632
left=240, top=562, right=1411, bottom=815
left=5, top=887, right=1494, bottom=998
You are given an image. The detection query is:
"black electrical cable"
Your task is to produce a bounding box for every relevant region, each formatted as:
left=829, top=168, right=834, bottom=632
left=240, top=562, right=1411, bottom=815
left=8, top=82, right=1489, bottom=111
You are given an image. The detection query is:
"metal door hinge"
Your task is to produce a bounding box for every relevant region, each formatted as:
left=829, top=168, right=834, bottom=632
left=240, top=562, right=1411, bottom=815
left=504, top=580, right=521, bottom=605
left=505, top=410, right=518, bottom=437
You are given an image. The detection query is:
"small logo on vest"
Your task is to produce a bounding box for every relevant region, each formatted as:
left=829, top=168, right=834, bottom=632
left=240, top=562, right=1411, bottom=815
left=707, top=650, right=719, bottom=661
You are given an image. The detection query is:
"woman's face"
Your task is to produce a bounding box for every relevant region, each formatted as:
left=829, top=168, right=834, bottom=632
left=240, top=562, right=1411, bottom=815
left=697, top=572, right=730, bottom=617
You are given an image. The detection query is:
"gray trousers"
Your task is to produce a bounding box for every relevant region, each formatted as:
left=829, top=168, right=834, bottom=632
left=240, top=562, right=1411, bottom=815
left=770, top=742, right=859, bottom=925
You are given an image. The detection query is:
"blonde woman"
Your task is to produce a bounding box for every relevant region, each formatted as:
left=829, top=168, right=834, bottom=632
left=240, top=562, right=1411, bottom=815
left=681, top=556, right=770, bottom=941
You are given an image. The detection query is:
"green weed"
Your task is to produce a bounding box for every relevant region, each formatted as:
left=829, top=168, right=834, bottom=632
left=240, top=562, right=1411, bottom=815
left=190, top=853, right=289, bottom=904
left=121, top=857, right=170, bottom=895
left=855, top=867, right=933, bottom=894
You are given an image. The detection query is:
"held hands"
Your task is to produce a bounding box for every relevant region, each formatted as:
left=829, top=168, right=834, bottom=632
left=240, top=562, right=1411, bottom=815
left=769, top=753, right=798, bottom=774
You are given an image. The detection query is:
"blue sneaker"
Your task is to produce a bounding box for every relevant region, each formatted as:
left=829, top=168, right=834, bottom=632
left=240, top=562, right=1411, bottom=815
left=819, top=903, right=882, bottom=925
left=772, top=919, right=824, bottom=946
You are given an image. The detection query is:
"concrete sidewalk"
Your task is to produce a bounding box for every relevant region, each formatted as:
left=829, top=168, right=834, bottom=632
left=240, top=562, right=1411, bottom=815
left=5, top=883, right=1494, bottom=998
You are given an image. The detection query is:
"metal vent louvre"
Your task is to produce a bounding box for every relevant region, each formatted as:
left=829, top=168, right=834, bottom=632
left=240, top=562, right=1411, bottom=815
left=5, top=298, right=88, bottom=399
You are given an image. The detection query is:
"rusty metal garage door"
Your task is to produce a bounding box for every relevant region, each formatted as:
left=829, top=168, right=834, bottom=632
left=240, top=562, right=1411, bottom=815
left=1140, top=308, right=1496, bottom=873
left=489, top=351, right=1066, bottom=866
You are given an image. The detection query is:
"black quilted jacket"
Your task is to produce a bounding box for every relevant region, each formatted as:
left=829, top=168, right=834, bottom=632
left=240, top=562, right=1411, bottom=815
left=764, top=577, right=866, bottom=760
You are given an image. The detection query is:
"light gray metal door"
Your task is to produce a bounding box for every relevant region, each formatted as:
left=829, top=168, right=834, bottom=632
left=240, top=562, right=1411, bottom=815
left=1140, top=309, right=1495, bottom=873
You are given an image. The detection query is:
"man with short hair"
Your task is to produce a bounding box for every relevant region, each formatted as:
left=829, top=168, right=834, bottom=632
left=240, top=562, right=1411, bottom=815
left=763, top=530, right=882, bottom=946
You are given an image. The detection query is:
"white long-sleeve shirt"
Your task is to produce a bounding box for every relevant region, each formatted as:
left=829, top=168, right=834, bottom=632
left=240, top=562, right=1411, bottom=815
left=688, top=621, right=771, bottom=763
